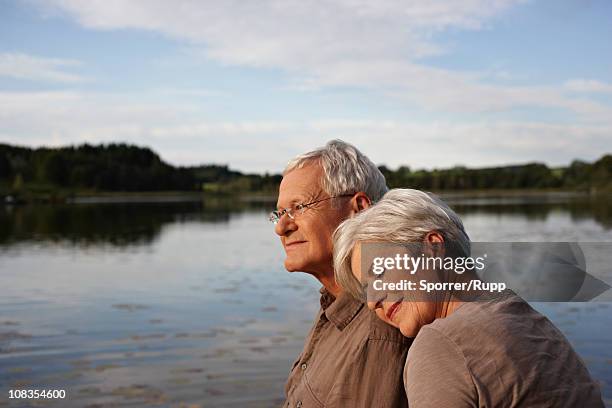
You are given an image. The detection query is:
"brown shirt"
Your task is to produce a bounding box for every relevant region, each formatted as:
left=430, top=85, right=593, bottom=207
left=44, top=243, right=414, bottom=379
left=283, top=288, right=411, bottom=408
left=404, top=292, right=604, bottom=408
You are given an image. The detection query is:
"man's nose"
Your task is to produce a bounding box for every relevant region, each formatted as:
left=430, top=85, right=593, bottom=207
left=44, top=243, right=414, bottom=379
left=274, top=213, right=297, bottom=237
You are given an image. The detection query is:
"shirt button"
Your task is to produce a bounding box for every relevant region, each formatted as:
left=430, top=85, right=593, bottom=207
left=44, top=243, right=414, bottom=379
left=296, top=401, right=302, bottom=408
left=301, top=363, right=307, bottom=370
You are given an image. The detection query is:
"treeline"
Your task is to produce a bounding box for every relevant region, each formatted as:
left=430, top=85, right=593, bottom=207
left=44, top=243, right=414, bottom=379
left=0, top=143, right=193, bottom=191
left=380, top=155, right=612, bottom=192
left=0, top=143, right=611, bottom=196
left=191, top=164, right=281, bottom=194
left=0, top=143, right=280, bottom=195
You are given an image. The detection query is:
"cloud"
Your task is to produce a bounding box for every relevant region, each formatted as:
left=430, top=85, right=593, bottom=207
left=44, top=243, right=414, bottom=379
left=564, top=79, right=612, bottom=94
left=1, top=90, right=609, bottom=172
left=27, top=0, right=612, bottom=120
left=0, top=52, right=87, bottom=83
left=5, top=1, right=610, bottom=171
left=35, top=0, right=524, bottom=64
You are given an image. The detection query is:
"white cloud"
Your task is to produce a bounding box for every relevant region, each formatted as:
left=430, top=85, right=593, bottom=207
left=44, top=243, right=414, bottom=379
left=0, top=90, right=197, bottom=148
left=36, top=0, right=524, bottom=63
left=564, top=79, right=612, bottom=94
left=5, top=1, right=610, bottom=171
left=0, top=52, right=86, bottom=83
left=28, top=0, right=612, bottom=120
left=1, top=90, right=609, bottom=172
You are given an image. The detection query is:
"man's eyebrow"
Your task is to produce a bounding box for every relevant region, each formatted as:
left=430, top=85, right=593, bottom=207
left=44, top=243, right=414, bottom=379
left=299, top=192, right=321, bottom=205
left=277, top=192, right=318, bottom=210
left=276, top=197, right=302, bottom=210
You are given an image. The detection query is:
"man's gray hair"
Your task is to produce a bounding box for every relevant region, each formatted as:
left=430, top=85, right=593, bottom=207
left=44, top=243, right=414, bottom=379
left=284, top=139, right=388, bottom=202
left=333, top=189, right=471, bottom=300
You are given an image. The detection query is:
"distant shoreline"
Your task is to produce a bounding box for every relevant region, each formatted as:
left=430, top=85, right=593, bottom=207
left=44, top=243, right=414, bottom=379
left=3, top=189, right=608, bottom=206
left=2, top=144, right=611, bottom=200
left=69, top=191, right=279, bottom=204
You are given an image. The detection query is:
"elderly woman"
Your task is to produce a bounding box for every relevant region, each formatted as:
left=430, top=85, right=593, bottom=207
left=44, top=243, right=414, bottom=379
left=333, top=189, right=603, bottom=407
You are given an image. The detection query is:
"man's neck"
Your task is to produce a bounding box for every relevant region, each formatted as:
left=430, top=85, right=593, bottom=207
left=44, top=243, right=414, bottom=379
left=318, top=274, right=342, bottom=298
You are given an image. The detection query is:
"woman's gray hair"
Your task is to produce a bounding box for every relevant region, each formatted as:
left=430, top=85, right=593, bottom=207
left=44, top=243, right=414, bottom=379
left=333, top=188, right=470, bottom=300
left=284, top=139, right=388, bottom=203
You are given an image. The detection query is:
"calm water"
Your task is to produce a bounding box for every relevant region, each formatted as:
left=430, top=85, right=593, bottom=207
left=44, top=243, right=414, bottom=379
left=1, top=194, right=611, bottom=407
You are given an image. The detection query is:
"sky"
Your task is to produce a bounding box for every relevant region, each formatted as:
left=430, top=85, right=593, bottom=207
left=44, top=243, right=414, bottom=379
left=1, top=0, right=611, bottom=173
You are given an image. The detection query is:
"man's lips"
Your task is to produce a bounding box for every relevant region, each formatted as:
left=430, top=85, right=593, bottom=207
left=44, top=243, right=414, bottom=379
left=284, top=240, right=306, bottom=250
left=386, top=301, right=402, bottom=321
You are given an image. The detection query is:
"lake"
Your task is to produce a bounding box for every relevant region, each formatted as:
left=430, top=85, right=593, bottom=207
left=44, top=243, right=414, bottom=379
left=1, top=193, right=611, bottom=407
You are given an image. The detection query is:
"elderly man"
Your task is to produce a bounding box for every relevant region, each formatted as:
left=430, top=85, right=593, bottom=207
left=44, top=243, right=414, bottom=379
left=271, top=140, right=410, bottom=407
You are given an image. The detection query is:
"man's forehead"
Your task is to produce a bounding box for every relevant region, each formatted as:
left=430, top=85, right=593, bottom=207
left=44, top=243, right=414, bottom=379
left=277, top=165, right=323, bottom=205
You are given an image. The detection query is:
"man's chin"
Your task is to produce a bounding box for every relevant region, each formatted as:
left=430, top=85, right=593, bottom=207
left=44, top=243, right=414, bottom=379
left=284, top=260, right=302, bottom=272
left=284, top=257, right=313, bottom=273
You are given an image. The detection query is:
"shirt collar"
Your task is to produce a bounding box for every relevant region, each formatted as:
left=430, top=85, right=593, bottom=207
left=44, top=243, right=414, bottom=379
left=319, top=287, right=364, bottom=331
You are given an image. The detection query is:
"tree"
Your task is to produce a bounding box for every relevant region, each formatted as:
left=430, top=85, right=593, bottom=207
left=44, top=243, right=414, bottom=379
left=12, top=173, right=23, bottom=191
left=42, top=153, right=68, bottom=186
left=0, top=152, right=11, bottom=179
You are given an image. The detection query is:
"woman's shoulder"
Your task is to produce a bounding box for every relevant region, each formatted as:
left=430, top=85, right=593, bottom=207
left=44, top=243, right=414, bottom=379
left=405, top=325, right=477, bottom=407
left=427, top=291, right=549, bottom=350
left=415, top=292, right=557, bottom=386
left=405, top=293, right=540, bottom=377
left=413, top=293, right=603, bottom=407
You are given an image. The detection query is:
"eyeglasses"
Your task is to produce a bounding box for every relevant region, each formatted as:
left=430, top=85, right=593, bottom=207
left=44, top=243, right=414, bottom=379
left=268, top=194, right=355, bottom=224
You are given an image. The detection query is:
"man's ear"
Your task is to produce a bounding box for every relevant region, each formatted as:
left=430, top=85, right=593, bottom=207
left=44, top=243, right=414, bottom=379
left=350, top=192, right=372, bottom=215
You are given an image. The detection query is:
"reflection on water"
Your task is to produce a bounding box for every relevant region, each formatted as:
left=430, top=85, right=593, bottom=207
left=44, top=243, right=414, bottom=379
left=0, top=194, right=611, bottom=407
left=446, top=193, right=612, bottom=229
left=0, top=199, right=270, bottom=247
